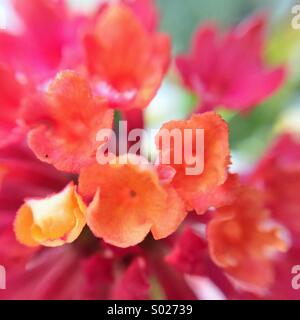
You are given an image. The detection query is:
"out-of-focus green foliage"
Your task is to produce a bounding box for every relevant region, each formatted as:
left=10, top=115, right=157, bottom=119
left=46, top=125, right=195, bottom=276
left=156, top=0, right=294, bottom=54
left=267, top=23, right=300, bottom=65
left=156, top=0, right=252, bottom=54
left=226, top=86, right=290, bottom=162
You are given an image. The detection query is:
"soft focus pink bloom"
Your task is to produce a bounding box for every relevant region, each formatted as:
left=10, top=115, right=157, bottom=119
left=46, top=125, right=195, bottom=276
left=166, top=227, right=207, bottom=276
left=210, top=134, right=300, bottom=300
left=250, top=134, right=300, bottom=241
left=166, top=227, right=237, bottom=298
left=0, top=211, right=37, bottom=271
left=0, top=0, right=85, bottom=81
left=176, top=14, right=285, bottom=112
left=0, top=143, right=68, bottom=211
left=0, top=64, right=29, bottom=148
left=111, top=257, right=150, bottom=300
left=244, top=134, right=300, bottom=300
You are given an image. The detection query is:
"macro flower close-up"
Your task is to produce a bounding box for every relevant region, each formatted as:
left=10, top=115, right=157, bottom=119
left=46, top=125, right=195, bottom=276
left=0, top=0, right=300, bottom=304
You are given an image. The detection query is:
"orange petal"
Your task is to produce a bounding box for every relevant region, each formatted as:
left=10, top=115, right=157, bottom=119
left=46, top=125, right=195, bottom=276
left=84, top=4, right=171, bottom=110
left=24, top=71, right=113, bottom=172
left=14, top=183, right=86, bottom=247
left=189, top=173, right=240, bottom=214
left=79, top=156, right=186, bottom=248
left=227, top=259, right=276, bottom=292
left=207, top=185, right=287, bottom=289
left=156, top=112, right=230, bottom=210
left=150, top=185, right=186, bottom=240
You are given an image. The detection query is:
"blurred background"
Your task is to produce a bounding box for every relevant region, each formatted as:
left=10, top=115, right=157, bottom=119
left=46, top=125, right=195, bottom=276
left=1, top=0, right=300, bottom=172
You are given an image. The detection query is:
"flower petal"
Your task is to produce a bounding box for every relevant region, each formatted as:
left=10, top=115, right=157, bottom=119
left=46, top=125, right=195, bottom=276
left=111, top=257, right=150, bottom=300
left=23, top=71, right=113, bottom=172
left=14, top=183, right=86, bottom=247
left=190, top=173, right=240, bottom=214
left=156, top=112, right=230, bottom=211
left=79, top=157, right=186, bottom=248
left=84, top=3, right=171, bottom=110
left=176, top=14, right=285, bottom=112
left=166, top=227, right=207, bottom=276
left=250, top=134, right=300, bottom=240
left=122, top=0, right=159, bottom=32
left=207, top=185, right=286, bottom=289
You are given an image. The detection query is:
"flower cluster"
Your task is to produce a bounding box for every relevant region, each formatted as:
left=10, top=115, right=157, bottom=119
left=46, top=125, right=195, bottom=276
left=0, top=0, right=297, bottom=300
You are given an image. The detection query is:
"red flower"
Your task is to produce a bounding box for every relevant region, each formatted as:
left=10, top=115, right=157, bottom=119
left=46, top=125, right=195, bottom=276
left=0, top=211, right=37, bottom=271
left=111, top=257, right=150, bottom=300
left=166, top=227, right=237, bottom=299
left=84, top=3, right=171, bottom=110
left=250, top=134, right=300, bottom=240
left=21, top=71, right=113, bottom=173
left=166, top=227, right=207, bottom=276
left=176, top=14, right=285, bottom=112
left=245, top=134, right=300, bottom=299
left=0, top=143, right=68, bottom=211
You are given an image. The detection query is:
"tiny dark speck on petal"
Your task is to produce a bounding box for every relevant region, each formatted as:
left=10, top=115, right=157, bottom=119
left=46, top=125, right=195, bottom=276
left=130, top=190, right=137, bottom=198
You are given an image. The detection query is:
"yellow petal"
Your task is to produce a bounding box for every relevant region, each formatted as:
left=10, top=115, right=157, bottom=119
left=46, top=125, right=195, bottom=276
left=14, top=183, right=86, bottom=247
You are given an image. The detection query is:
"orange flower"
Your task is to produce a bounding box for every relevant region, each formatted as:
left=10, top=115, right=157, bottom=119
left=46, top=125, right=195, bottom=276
left=84, top=4, right=171, bottom=110
left=21, top=70, right=113, bottom=173
left=14, top=183, right=86, bottom=247
left=156, top=112, right=230, bottom=213
left=207, top=186, right=286, bottom=290
left=79, top=155, right=186, bottom=248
